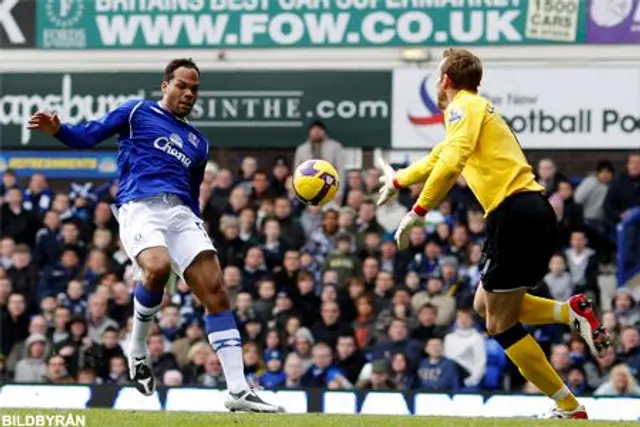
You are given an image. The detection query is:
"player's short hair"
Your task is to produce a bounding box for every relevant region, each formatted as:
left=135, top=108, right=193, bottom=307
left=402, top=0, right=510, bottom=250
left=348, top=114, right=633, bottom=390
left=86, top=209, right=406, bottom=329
left=441, top=48, right=483, bottom=92
left=164, top=58, right=200, bottom=82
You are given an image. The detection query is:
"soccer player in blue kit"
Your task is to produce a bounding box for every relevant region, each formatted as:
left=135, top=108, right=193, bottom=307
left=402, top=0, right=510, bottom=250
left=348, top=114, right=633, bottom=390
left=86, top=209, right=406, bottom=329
left=28, top=59, right=284, bottom=413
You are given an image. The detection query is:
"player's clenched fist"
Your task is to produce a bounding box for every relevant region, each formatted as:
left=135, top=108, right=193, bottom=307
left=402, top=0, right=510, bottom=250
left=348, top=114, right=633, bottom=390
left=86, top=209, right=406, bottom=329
left=27, top=111, right=61, bottom=135
left=374, top=155, right=401, bottom=206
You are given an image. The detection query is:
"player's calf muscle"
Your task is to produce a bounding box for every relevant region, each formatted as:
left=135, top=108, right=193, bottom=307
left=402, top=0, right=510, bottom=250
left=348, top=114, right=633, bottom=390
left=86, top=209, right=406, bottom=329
left=137, top=246, right=172, bottom=292
left=184, top=250, right=230, bottom=313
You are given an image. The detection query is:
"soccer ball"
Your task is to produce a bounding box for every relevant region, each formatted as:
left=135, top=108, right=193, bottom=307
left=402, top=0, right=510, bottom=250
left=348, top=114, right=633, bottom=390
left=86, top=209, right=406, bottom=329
left=293, top=159, right=340, bottom=206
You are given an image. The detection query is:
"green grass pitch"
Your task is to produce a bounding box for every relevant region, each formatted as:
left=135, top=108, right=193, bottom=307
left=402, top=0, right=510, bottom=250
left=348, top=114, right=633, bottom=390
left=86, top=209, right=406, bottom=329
left=1, top=409, right=639, bottom=427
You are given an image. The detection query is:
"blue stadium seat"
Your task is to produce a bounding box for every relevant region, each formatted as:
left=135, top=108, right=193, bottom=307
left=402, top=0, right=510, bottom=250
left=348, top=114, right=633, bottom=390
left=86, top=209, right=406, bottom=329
left=483, top=338, right=507, bottom=390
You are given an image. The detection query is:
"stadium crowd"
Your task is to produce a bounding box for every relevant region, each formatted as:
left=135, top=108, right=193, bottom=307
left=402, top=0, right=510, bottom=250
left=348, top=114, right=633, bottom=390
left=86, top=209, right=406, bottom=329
left=1, top=125, right=640, bottom=397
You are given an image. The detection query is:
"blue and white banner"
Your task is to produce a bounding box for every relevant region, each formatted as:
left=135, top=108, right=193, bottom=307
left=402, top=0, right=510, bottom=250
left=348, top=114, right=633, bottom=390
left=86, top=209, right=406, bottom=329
left=0, top=385, right=638, bottom=421
left=0, top=151, right=118, bottom=179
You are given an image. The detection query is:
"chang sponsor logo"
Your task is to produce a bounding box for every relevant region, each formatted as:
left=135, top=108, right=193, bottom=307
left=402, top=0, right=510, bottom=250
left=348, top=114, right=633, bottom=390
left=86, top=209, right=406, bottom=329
left=153, top=136, right=192, bottom=167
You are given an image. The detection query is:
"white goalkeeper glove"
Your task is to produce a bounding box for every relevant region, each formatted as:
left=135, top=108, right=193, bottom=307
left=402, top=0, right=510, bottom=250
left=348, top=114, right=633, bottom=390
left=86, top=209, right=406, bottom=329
left=375, top=155, right=401, bottom=206
left=394, top=205, right=428, bottom=250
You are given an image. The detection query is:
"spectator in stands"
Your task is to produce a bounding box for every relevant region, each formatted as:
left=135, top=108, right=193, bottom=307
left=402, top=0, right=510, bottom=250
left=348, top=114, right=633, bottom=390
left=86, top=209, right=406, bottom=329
left=236, top=156, right=258, bottom=190
left=287, top=272, right=317, bottom=328
left=294, top=120, right=345, bottom=187
left=238, top=208, right=259, bottom=246
left=158, top=303, right=182, bottom=343
left=44, top=354, right=72, bottom=384
left=273, top=197, right=305, bottom=250
left=408, top=240, right=442, bottom=283
left=38, top=246, right=82, bottom=302
left=283, top=353, right=304, bottom=388
left=567, top=365, right=589, bottom=395
left=94, top=327, right=124, bottom=380
left=6, top=314, right=50, bottom=374
left=249, top=170, right=279, bottom=208
left=259, top=349, right=286, bottom=389
left=536, top=158, right=565, bottom=194
left=411, top=275, right=456, bottom=327
left=147, top=333, right=179, bottom=385
left=389, top=352, right=417, bottom=390
left=619, top=326, right=640, bottom=378
left=542, top=253, right=573, bottom=302
left=271, top=251, right=299, bottom=294
left=553, top=179, right=584, bottom=246
left=594, top=364, right=640, bottom=396
left=613, top=290, right=640, bottom=328
left=106, top=354, right=128, bottom=384
left=270, top=157, right=290, bottom=196
left=323, top=233, right=359, bottom=289
left=1, top=293, right=29, bottom=356
left=51, top=306, right=71, bottom=345
left=208, top=168, right=233, bottom=213
left=587, top=346, right=619, bottom=389
left=575, top=160, right=614, bottom=247
left=418, top=337, right=458, bottom=391
left=304, top=205, right=340, bottom=265
left=352, top=294, right=376, bottom=349
left=311, top=301, right=353, bottom=349
left=6, top=244, right=38, bottom=310
left=550, top=343, right=572, bottom=383
left=606, top=152, right=640, bottom=271
left=356, top=359, right=395, bottom=391
left=376, top=197, right=408, bottom=235
left=376, top=287, right=417, bottom=340
left=412, top=303, right=447, bottom=344
left=0, top=169, right=18, bottom=200
left=199, top=352, right=226, bottom=388
left=181, top=341, right=210, bottom=384
left=51, top=194, right=73, bottom=222
left=241, top=246, right=268, bottom=294
left=444, top=309, right=486, bottom=389
left=171, top=318, right=205, bottom=368
left=23, top=174, right=53, bottom=216
left=108, top=282, right=132, bottom=327
left=373, top=318, right=422, bottom=371
left=300, top=342, right=341, bottom=387
left=32, top=211, right=60, bottom=269
left=0, top=237, right=15, bottom=269
left=1, top=188, right=40, bottom=247
left=564, top=230, right=599, bottom=303
left=86, top=293, right=119, bottom=343
left=54, top=316, right=94, bottom=377
left=58, top=280, right=87, bottom=316
left=76, top=368, right=97, bottom=384
left=334, top=334, right=366, bottom=385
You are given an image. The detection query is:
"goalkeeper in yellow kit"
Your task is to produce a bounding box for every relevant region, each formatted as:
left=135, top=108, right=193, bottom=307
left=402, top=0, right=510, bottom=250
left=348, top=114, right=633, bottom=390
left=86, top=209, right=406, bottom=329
left=377, top=49, right=610, bottom=419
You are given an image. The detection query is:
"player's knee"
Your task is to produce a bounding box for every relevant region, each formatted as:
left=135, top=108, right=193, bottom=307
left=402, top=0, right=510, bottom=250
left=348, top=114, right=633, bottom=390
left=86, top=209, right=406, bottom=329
left=143, top=260, right=172, bottom=290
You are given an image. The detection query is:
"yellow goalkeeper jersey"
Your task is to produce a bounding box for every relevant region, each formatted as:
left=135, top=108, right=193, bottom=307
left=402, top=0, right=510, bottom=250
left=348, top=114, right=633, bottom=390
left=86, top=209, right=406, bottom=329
left=396, top=90, right=544, bottom=216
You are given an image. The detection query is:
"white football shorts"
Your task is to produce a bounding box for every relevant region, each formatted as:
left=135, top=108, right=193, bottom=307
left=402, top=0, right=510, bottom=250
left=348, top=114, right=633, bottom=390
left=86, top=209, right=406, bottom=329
left=114, top=193, right=216, bottom=282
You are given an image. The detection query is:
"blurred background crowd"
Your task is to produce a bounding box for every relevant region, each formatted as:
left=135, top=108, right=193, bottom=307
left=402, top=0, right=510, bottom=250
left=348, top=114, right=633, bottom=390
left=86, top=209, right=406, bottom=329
left=1, top=122, right=640, bottom=398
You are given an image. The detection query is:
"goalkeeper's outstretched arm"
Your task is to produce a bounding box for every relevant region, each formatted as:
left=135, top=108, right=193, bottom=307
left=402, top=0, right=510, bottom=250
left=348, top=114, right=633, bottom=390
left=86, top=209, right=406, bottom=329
left=394, top=142, right=444, bottom=187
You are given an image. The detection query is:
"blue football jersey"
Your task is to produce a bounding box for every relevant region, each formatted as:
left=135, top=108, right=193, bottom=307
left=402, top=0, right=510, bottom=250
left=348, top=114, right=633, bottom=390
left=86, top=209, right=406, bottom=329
left=54, top=99, right=209, bottom=216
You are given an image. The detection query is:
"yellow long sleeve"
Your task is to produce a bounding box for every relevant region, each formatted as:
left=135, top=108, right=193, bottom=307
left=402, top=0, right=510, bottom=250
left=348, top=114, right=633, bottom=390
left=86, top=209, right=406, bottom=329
left=395, top=143, right=444, bottom=187
left=414, top=93, right=483, bottom=211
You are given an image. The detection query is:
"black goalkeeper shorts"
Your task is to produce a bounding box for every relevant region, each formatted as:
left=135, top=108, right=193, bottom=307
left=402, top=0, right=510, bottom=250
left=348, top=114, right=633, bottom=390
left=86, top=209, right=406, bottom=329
left=481, top=191, right=559, bottom=293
